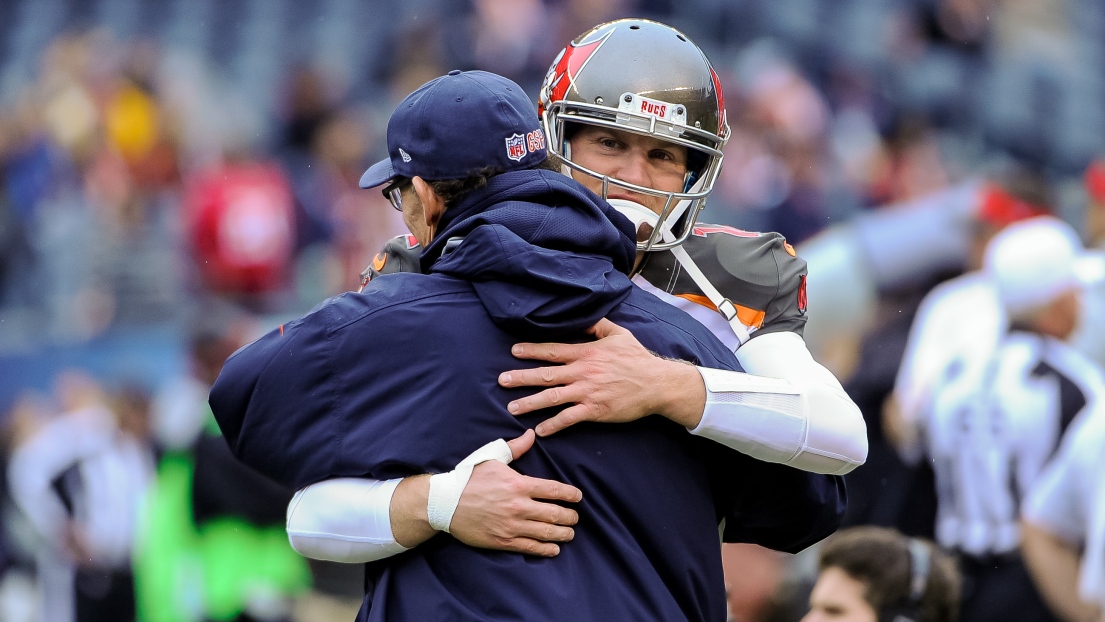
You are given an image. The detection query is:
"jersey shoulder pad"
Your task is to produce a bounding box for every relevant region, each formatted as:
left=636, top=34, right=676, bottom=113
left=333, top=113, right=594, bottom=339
left=639, top=224, right=807, bottom=337
left=359, top=234, right=423, bottom=289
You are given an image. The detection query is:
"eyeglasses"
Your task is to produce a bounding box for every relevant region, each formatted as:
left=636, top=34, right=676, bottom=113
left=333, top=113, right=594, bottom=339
left=381, top=178, right=411, bottom=211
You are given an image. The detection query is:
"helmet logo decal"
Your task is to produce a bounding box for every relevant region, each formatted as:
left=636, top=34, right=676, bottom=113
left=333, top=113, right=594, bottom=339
left=710, top=67, right=727, bottom=137
left=505, top=133, right=527, bottom=161
left=618, top=93, right=687, bottom=126
left=542, top=28, right=614, bottom=108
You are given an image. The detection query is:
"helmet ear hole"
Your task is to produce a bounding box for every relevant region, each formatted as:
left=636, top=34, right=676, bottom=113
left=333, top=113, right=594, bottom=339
left=684, top=150, right=708, bottom=191
left=562, top=122, right=583, bottom=144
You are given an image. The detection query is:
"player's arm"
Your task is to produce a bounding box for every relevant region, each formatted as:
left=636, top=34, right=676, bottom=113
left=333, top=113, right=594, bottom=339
left=500, top=318, right=867, bottom=475
left=690, top=232, right=866, bottom=475
left=285, top=430, right=581, bottom=563
left=500, top=231, right=867, bottom=475
left=1021, top=521, right=1100, bottom=622
left=1021, top=425, right=1102, bottom=622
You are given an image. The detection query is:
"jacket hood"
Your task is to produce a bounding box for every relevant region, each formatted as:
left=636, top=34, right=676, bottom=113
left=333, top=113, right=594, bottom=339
left=424, top=168, right=638, bottom=337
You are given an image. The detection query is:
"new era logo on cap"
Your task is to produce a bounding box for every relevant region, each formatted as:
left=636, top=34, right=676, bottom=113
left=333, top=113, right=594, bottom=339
left=359, top=70, right=547, bottom=190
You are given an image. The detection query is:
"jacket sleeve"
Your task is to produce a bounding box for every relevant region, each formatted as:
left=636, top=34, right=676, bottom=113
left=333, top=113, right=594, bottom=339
left=209, top=303, right=344, bottom=489
left=705, top=440, right=847, bottom=552
left=703, top=331, right=868, bottom=475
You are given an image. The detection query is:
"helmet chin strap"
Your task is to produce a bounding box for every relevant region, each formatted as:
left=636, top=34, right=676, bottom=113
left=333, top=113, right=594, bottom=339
left=608, top=198, right=751, bottom=347
left=607, top=198, right=660, bottom=235
left=562, top=160, right=746, bottom=344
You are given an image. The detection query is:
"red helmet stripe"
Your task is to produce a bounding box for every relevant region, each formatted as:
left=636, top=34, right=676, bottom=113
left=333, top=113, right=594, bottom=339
left=710, top=67, right=726, bottom=136
left=548, top=30, right=613, bottom=105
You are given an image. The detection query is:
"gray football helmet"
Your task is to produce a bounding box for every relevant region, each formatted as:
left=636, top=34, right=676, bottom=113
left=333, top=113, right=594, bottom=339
left=539, top=18, right=731, bottom=251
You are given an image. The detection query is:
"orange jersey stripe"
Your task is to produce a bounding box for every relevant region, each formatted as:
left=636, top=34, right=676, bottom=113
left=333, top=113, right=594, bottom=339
left=675, top=293, right=766, bottom=329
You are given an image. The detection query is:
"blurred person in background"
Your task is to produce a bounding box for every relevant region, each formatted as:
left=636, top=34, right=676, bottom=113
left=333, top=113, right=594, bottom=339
left=0, top=393, right=55, bottom=622
left=858, top=174, right=1051, bottom=542
left=1069, top=160, right=1105, bottom=369
left=709, top=46, right=841, bottom=244
left=7, top=371, right=155, bottom=622
left=137, top=302, right=313, bottom=622
left=898, top=217, right=1104, bottom=622
left=887, top=171, right=1051, bottom=465
left=801, top=526, right=960, bottom=622
left=1021, top=375, right=1105, bottom=622
left=1017, top=161, right=1105, bottom=622
left=182, top=156, right=297, bottom=312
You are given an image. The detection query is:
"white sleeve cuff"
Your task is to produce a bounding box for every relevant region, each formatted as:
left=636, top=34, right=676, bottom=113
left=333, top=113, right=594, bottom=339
left=690, top=332, right=868, bottom=475
left=286, top=478, right=410, bottom=563
left=690, top=367, right=809, bottom=463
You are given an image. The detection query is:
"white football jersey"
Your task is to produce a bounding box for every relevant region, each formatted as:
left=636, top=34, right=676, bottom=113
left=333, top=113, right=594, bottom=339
left=1024, top=401, right=1105, bottom=609
left=895, top=272, right=1007, bottom=457
left=926, top=333, right=1103, bottom=556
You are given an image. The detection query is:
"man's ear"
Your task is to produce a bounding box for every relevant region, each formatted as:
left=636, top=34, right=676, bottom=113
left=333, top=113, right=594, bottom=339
left=411, top=177, right=445, bottom=229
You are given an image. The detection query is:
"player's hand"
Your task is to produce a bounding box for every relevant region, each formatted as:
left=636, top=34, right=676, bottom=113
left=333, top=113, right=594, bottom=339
left=499, top=319, right=706, bottom=435
left=449, top=429, right=583, bottom=557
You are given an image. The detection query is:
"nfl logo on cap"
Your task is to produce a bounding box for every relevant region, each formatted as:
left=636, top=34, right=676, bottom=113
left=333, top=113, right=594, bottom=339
left=506, top=134, right=527, bottom=162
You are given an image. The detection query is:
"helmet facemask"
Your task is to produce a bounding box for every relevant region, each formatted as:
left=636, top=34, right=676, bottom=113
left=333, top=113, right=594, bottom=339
left=543, top=101, right=727, bottom=252
left=538, top=19, right=731, bottom=252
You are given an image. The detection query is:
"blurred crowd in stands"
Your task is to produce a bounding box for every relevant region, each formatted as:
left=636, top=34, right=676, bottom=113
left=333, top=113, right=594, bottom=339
left=1, top=0, right=1105, bottom=621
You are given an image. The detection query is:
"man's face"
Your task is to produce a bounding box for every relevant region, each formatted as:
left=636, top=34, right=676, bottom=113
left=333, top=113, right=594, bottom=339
left=801, top=567, right=878, bottom=622
left=566, top=125, right=689, bottom=216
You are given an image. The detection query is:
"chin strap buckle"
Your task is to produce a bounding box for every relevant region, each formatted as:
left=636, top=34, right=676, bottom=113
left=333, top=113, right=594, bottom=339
left=717, top=299, right=738, bottom=322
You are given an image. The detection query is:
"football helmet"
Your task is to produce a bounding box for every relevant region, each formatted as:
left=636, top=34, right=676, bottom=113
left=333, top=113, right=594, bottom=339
left=539, top=18, right=730, bottom=251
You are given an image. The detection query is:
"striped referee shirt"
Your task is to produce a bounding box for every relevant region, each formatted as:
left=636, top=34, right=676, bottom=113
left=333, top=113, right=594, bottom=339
left=925, top=331, right=1104, bottom=557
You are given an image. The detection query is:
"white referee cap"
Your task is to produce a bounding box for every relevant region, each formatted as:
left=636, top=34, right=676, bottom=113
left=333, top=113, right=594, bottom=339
left=984, top=216, right=1101, bottom=316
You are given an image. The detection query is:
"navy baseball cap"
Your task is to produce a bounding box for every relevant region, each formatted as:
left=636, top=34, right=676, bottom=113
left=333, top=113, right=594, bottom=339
left=359, top=70, right=547, bottom=189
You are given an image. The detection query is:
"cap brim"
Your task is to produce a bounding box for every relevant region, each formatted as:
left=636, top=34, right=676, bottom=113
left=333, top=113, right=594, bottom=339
left=359, top=158, right=397, bottom=189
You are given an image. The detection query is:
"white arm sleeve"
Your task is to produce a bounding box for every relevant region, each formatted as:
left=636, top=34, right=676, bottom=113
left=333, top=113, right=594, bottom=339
left=688, top=331, right=868, bottom=475
left=286, top=478, right=409, bottom=563
left=285, top=438, right=514, bottom=563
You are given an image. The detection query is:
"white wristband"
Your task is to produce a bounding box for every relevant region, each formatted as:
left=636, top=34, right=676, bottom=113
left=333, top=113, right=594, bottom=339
left=427, top=438, right=513, bottom=532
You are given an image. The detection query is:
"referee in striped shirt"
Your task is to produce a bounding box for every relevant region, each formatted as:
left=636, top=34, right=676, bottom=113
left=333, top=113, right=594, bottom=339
left=914, top=217, right=1105, bottom=622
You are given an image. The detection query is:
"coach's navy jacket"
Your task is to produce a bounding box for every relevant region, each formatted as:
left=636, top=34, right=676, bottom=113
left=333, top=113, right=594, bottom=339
left=210, top=168, right=844, bottom=622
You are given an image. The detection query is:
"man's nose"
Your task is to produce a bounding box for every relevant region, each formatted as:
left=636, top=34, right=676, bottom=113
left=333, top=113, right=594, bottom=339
left=613, top=151, right=652, bottom=189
